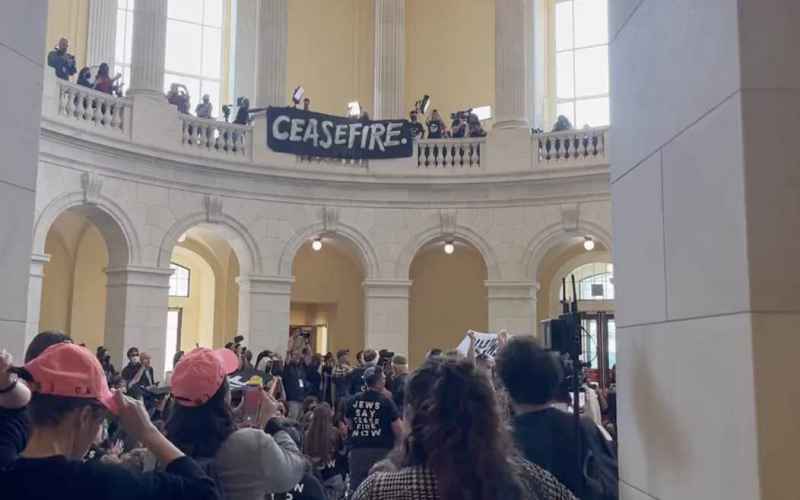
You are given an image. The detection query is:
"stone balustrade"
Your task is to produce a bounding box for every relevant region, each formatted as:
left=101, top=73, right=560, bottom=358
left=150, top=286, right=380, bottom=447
left=416, top=138, right=485, bottom=168
left=533, top=126, right=609, bottom=166
left=180, top=115, right=253, bottom=158
left=56, top=79, right=131, bottom=134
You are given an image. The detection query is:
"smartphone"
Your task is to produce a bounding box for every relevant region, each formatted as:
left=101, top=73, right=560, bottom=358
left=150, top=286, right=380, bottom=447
left=242, top=386, right=262, bottom=426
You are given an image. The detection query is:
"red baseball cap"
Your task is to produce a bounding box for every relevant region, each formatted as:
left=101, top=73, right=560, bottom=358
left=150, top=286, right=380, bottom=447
left=24, top=342, right=118, bottom=414
left=171, top=347, right=239, bottom=407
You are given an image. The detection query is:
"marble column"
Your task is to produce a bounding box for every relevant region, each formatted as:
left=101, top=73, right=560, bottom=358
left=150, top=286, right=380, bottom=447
left=373, top=0, right=404, bottom=120
left=363, top=280, right=412, bottom=356
left=237, top=275, right=294, bottom=356
left=255, top=0, right=288, bottom=108
left=485, top=281, right=537, bottom=335
left=129, top=0, right=167, bottom=98
left=105, top=266, right=173, bottom=378
left=610, top=1, right=800, bottom=498
left=0, top=0, right=47, bottom=360
left=24, top=254, right=50, bottom=349
left=87, top=0, right=118, bottom=68
left=232, top=0, right=259, bottom=101
left=494, top=0, right=531, bottom=129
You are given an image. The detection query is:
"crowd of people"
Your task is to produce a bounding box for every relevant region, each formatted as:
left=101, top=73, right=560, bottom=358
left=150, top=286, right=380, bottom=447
left=49, top=38, right=124, bottom=97
left=408, top=108, right=487, bottom=141
left=0, top=326, right=618, bottom=500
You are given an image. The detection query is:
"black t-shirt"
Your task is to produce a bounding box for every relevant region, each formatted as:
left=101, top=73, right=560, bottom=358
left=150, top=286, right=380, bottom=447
left=270, top=472, right=327, bottom=500
left=512, top=407, right=603, bottom=498
left=427, top=120, right=444, bottom=139
left=346, top=390, right=400, bottom=450
left=410, top=121, right=425, bottom=139
left=1, top=454, right=219, bottom=500
left=348, top=366, right=367, bottom=396
left=390, top=373, right=407, bottom=411
left=283, top=362, right=307, bottom=403
left=0, top=408, right=28, bottom=470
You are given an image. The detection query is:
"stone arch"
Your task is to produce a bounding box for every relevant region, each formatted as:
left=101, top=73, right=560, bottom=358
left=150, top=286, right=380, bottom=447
left=523, top=220, right=613, bottom=282
left=396, top=224, right=502, bottom=280
left=278, top=222, right=380, bottom=279
left=157, top=212, right=262, bottom=275
left=546, top=250, right=613, bottom=318
left=32, top=191, right=140, bottom=268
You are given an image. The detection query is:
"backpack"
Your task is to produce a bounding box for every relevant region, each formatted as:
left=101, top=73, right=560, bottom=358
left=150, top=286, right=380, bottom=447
left=580, top=420, right=619, bottom=500
left=193, top=456, right=227, bottom=500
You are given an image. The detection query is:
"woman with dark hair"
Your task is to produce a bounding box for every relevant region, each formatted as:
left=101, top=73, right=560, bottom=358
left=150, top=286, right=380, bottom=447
left=304, top=403, right=346, bottom=499
left=0, top=342, right=220, bottom=499
left=352, top=357, right=576, bottom=500
left=94, top=63, right=122, bottom=95
left=166, top=347, right=305, bottom=500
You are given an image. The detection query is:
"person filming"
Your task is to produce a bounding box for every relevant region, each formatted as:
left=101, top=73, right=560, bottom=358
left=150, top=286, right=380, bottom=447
left=426, top=110, right=446, bottom=139
left=47, top=38, right=77, bottom=80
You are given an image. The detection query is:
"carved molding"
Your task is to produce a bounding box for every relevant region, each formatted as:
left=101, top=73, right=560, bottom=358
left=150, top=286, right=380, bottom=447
left=439, top=209, right=457, bottom=237
left=81, top=171, right=103, bottom=204
left=560, top=203, right=579, bottom=233
left=203, top=195, right=223, bottom=222
left=321, top=206, right=341, bottom=233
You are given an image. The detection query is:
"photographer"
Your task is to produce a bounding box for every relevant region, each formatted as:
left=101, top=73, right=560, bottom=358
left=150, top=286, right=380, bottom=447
left=167, top=83, right=191, bottom=114
left=47, top=38, right=77, bottom=80
left=94, top=63, right=123, bottom=96
left=468, top=112, right=487, bottom=138
left=426, top=110, right=446, bottom=139
left=195, top=94, right=213, bottom=119
left=450, top=112, right=467, bottom=139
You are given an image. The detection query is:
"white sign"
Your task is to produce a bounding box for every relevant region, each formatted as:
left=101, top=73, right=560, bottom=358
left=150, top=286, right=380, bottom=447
left=456, top=330, right=500, bottom=357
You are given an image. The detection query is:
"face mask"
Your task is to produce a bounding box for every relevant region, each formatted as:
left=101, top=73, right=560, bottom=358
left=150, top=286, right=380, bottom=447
left=130, top=356, right=140, bottom=364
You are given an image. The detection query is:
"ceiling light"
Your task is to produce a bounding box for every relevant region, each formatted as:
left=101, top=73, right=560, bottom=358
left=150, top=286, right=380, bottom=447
left=311, top=238, right=323, bottom=252
left=583, top=237, right=595, bottom=251
left=443, top=241, right=455, bottom=255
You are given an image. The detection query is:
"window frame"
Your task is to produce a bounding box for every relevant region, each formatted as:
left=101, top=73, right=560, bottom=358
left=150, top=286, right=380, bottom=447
left=547, top=0, right=610, bottom=128
left=169, top=262, right=191, bottom=298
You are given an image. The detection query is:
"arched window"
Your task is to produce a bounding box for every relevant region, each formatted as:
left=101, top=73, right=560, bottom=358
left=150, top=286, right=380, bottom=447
left=551, top=0, right=609, bottom=128
left=560, top=262, right=614, bottom=301
left=169, top=263, right=191, bottom=297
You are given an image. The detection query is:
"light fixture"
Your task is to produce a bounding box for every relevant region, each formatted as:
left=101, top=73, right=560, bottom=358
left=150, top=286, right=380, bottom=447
left=178, top=232, right=187, bottom=243
left=443, top=241, right=455, bottom=255
left=311, top=238, right=323, bottom=252
left=347, top=101, right=361, bottom=118
left=583, top=236, right=595, bottom=251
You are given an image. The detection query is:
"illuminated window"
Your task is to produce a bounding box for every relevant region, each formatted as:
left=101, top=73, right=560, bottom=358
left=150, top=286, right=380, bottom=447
left=114, top=0, right=135, bottom=92
left=164, top=0, right=224, bottom=114
left=560, top=262, right=614, bottom=301
left=553, top=0, right=609, bottom=128
left=169, top=263, right=190, bottom=297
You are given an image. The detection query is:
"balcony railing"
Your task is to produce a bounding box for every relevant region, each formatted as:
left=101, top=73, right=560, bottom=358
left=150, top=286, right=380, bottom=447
left=533, top=127, right=608, bottom=167
left=416, top=138, right=485, bottom=168
left=56, top=80, right=131, bottom=134
left=180, top=115, right=252, bottom=157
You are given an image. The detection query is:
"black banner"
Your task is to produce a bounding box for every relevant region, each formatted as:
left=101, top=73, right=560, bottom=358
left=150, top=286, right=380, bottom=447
left=266, top=106, right=413, bottom=160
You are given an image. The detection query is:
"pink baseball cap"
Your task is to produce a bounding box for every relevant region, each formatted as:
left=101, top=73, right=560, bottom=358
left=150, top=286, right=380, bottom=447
left=171, top=347, right=239, bottom=407
left=24, top=342, right=118, bottom=414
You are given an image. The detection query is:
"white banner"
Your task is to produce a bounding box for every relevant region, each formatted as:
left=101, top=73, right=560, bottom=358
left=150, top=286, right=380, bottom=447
left=456, top=330, right=500, bottom=357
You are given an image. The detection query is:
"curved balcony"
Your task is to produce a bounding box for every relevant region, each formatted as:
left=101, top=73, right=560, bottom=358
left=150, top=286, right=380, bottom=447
left=41, top=75, right=609, bottom=182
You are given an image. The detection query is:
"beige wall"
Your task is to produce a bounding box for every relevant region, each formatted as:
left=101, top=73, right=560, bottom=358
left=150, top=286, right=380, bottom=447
left=46, top=0, right=89, bottom=68
left=287, top=0, right=374, bottom=116
left=291, top=242, right=365, bottom=356
left=40, top=232, right=74, bottom=334
left=409, top=245, right=488, bottom=367
left=169, top=247, right=215, bottom=351
left=405, top=0, right=495, bottom=122
left=69, top=224, right=108, bottom=349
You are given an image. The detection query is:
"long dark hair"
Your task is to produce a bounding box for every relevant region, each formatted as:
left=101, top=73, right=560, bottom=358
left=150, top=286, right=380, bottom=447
left=401, top=357, right=525, bottom=500
left=304, top=403, right=336, bottom=462
left=166, top=380, right=236, bottom=458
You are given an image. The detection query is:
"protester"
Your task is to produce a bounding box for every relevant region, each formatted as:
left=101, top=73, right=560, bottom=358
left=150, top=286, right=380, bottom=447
left=426, top=110, right=446, bottom=139
left=305, top=352, right=323, bottom=399
left=47, top=38, right=77, bottom=80
left=94, top=63, right=123, bottom=96
left=196, top=94, right=213, bottom=119
left=409, top=110, right=425, bottom=140
left=552, top=115, right=573, bottom=132
left=352, top=357, right=576, bottom=500
left=283, top=349, right=308, bottom=420
left=304, top=403, right=347, bottom=499
left=166, top=347, right=306, bottom=499
left=303, top=97, right=311, bottom=112
left=77, top=67, right=93, bottom=88
left=331, top=350, right=352, bottom=404
left=0, top=343, right=221, bottom=499
left=496, top=336, right=618, bottom=499
left=167, top=83, right=191, bottom=114
left=389, top=355, right=409, bottom=411
left=349, top=349, right=378, bottom=396
left=450, top=112, right=467, bottom=138
left=346, top=366, right=403, bottom=493
left=468, top=112, right=487, bottom=137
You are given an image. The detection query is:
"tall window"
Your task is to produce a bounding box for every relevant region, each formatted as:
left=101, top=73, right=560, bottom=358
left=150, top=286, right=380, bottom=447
left=169, top=263, right=191, bottom=297
left=114, top=0, right=135, bottom=92
left=165, top=308, right=182, bottom=374
left=560, top=262, right=615, bottom=301
left=164, top=0, right=224, bottom=115
left=553, top=0, right=609, bottom=128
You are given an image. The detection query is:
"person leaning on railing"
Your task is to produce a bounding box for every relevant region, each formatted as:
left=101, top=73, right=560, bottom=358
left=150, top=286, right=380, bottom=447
left=426, top=109, right=447, bottom=139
